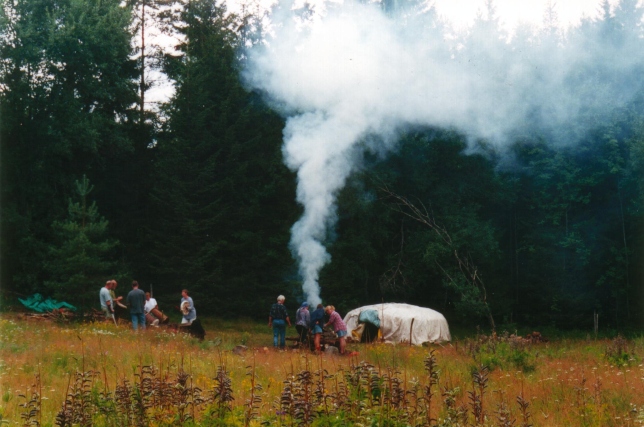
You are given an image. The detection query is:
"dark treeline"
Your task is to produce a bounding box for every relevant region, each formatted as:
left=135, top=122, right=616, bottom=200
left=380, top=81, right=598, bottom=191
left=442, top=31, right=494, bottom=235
left=1, top=0, right=643, bottom=329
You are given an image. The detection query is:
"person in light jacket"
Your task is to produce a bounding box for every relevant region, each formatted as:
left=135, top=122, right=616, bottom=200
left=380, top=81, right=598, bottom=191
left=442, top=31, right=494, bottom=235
left=295, top=302, right=310, bottom=345
left=180, top=289, right=196, bottom=324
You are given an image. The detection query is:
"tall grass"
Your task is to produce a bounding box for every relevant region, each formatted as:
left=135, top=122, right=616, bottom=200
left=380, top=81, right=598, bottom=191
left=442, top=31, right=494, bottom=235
left=1, top=316, right=644, bottom=426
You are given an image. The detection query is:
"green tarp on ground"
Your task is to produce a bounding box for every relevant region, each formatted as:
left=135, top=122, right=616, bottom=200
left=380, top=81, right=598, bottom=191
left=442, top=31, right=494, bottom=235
left=18, top=293, right=77, bottom=313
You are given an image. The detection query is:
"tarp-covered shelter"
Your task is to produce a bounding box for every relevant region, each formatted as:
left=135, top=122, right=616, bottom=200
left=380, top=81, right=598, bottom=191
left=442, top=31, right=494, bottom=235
left=18, top=293, right=77, bottom=313
left=343, top=303, right=451, bottom=345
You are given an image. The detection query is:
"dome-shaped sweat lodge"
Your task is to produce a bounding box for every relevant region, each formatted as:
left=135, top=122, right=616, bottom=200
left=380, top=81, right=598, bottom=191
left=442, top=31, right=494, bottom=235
left=343, top=303, right=451, bottom=345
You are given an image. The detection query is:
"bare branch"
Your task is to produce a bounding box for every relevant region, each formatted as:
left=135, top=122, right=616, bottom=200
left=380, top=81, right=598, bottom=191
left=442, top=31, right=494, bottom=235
left=379, top=185, right=495, bottom=331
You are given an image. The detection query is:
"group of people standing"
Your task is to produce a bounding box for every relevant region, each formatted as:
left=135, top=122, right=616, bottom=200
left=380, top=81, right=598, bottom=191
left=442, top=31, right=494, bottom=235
left=268, top=295, right=348, bottom=354
left=99, top=280, right=196, bottom=330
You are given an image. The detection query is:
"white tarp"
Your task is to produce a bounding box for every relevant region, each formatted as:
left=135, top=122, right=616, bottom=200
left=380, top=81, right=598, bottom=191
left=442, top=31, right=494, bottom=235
left=343, top=303, right=451, bottom=345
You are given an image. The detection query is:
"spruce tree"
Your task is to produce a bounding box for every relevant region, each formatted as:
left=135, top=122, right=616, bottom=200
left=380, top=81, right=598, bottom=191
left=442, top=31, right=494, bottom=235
left=44, top=176, right=120, bottom=309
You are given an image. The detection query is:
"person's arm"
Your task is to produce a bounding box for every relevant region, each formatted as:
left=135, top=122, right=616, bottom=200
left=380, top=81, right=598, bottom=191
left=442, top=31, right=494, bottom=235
left=106, top=299, right=114, bottom=312
left=268, top=315, right=273, bottom=328
left=324, top=312, right=335, bottom=329
left=286, top=316, right=291, bottom=327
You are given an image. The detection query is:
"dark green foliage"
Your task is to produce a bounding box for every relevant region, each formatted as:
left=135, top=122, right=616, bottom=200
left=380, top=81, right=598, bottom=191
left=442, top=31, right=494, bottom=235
left=0, top=0, right=138, bottom=297
left=321, top=106, right=644, bottom=328
left=44, top=176, right=121, bottom=309
left=321, top=130, right=503, bottom=324
left=144, top=0, right=297, bottom=315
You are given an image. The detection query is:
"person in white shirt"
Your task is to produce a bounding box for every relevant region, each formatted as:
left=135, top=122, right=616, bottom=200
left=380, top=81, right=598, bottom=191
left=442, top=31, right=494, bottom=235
left=99, top=281, right=114, bottom=321
left=144, top=292, right=168, bottom=326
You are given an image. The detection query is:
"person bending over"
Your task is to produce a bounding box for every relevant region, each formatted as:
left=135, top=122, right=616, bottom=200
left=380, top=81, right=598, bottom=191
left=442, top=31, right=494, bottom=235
left=324, top=305, right=347, bottom=355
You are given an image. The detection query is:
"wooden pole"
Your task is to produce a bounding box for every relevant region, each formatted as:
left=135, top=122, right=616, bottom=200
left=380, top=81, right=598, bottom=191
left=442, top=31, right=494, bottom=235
left=409, top=318, right=415, bottom=346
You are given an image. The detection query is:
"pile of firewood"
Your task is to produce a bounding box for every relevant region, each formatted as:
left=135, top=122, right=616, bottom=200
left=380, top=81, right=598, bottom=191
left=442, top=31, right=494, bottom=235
left=524, top=331, right=548, bottom=343
left=18, top=308, right=76, bottom=322
left=286, top=329, right=340, bottom=350
left=471, top=330, right=549, bottom=348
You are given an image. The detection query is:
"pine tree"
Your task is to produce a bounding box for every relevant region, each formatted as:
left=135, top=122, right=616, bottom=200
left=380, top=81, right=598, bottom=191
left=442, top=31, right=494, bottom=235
left=44, top=176, right=120, bottom=309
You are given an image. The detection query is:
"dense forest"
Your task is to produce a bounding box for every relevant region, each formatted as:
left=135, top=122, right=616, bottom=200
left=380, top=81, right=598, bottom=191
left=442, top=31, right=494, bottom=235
left=1, top=0, right=643, bottom=330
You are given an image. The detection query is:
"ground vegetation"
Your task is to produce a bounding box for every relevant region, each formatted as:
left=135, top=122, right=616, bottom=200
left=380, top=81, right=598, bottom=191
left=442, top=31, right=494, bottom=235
left=1, top=0, right=643, bottom=330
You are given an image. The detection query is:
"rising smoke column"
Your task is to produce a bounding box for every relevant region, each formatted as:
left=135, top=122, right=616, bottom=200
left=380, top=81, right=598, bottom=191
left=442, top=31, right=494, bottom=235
left=244, top=0, right=644, bottom=305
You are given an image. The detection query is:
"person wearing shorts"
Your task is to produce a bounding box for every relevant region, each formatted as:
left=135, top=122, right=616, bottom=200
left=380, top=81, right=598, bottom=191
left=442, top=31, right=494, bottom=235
left=324, top=305, right=347, bottom=355
left=309, top=304, right=325, bottom=353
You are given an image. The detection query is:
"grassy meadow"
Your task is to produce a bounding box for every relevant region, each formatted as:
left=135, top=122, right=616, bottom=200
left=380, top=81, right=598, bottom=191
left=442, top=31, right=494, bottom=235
left=1, top=315, right=644, bottom=426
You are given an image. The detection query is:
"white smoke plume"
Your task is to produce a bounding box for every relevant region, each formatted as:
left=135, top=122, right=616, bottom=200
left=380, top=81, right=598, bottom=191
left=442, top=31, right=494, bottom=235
left=243, top=0, right=644, bottom=306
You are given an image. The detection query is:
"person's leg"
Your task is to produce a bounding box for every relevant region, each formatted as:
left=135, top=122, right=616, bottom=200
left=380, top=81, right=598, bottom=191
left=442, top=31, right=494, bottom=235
left=314, top=333, right=321, bottom=353
left=131, top=314, right=138, bottom=330
left=138, top=313, right=146, bottom=330
left=339, top=337, right=346, bottom=354
left=273, top=326, right=279, bottom=347
left=279, top=324, right=286, bottom=348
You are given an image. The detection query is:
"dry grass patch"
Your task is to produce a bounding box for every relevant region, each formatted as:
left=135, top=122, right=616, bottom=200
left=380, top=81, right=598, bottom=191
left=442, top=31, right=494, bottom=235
left=1, top=316, right=644, bottom=426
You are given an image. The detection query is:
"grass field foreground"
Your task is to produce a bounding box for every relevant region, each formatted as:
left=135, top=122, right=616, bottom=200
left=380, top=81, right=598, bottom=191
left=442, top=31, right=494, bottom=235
left=1, top=316, right=644, bottom=426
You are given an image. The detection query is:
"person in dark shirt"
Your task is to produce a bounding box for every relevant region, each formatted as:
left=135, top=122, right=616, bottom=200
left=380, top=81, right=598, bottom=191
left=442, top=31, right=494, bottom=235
left=126, top=280, right=146, bottom=331
left=268, top=295, right=291, bottom=349
left=309, top=304, right=325, bottom=353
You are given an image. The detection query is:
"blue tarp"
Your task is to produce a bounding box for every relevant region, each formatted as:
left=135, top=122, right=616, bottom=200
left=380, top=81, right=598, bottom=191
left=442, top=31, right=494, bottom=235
left=18, top=293, right=77, bottom=313
left=358, top=309, right=380, bottom=328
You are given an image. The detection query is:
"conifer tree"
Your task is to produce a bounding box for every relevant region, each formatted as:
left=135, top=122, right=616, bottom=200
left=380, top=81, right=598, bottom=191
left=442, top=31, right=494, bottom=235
left=0, top=0, right=138, bottom=295
left=145, top=0, right=296, bottom=315
left=44, top=176, right=120, bottom=309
